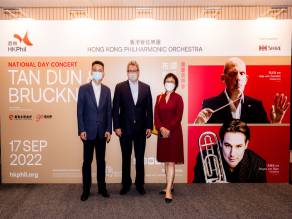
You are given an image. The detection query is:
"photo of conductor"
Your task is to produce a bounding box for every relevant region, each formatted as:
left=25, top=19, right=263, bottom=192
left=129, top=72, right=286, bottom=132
left=194, top=57, right=290, bottom=124
left=193, top=120, right=267, bottom=183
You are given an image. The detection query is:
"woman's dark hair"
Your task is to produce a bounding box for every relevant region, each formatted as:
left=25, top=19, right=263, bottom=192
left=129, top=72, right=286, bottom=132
left=219, top=119, right=250, bottom=143
left=163, top=73, right=179, bottom=91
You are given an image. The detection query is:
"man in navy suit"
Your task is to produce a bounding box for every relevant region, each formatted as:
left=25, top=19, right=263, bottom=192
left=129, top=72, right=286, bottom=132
left=113, top=60, right=153, bottom=195
left=195, top=57, right=290, bottom=124
left=77, top=60, right=112, bottom=201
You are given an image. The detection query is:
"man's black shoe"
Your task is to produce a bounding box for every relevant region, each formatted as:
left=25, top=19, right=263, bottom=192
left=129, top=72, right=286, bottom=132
left=136, top=186, right=146, bottom=195
left=80, top=192, right=89, bottom=201
left=98, top=189, right=110, bottom=198
left=120, top=187, right=130, bottom=195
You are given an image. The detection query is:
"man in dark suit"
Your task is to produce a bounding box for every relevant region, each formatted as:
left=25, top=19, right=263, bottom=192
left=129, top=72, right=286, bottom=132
left=193, top=120, right=266, bottom=183
left=201, top=92, right=269, bottom=123
left=113, top=60, right=153, bottom=195
left=195, top=57, right=290, bottom=124
left=77, top=60, right=112, bottom=201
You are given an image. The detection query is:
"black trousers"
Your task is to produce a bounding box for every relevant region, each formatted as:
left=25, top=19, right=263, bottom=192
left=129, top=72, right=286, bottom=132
left=82, top=136, right=106, bottom=192
left=119, top=132, right=146, bottom=188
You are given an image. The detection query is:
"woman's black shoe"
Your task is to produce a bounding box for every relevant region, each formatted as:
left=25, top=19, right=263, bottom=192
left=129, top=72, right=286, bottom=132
left=165, top=198, right=173, bottom=203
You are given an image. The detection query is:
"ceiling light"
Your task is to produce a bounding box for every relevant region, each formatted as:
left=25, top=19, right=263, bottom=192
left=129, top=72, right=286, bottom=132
left=3, top=8, right=27, bottom=18
left=69, top=8, right=88, bottom=19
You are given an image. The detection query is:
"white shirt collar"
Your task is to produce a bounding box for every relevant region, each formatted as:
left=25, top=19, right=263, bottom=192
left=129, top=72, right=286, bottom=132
left=128, top=80, right=139, bottom=86
left=224, top=89, right=244, bottom=104
left=224, top=89, right=244, bottom=119
left=92, top=80, right=101, bottom=89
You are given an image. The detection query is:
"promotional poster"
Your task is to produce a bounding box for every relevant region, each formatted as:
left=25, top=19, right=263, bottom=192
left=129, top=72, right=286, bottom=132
left=0, top=20, right=291, bottom=183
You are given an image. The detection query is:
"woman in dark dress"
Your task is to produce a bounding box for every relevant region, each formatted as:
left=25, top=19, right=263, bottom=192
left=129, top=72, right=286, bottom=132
left=154, top=73, right=184, bottom=203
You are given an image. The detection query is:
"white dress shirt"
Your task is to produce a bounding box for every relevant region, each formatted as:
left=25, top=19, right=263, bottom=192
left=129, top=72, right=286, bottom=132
left=92, top=81, right=101, bottom=107
left=224, top=89, right=244, bottom=119
left=129, top=80, right=139, bottom=105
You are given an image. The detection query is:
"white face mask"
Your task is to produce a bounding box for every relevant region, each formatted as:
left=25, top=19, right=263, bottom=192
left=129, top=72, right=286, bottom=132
left=92, top=71, right=103, bottom=81
left=165, top=82, right=175, bottom=92
left=128, top=73, right=138, bottom=82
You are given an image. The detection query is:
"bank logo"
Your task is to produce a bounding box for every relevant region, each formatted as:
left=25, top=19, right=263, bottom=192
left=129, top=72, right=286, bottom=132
left=8, top=113, right=53, bottom=122
left=259, top=44, right=281, bottom=52
left=8, top=31, right=33, bottom=53
left=8, top=114, right=33, bottom=120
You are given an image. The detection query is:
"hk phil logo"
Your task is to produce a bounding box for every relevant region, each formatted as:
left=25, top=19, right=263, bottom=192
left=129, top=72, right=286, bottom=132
left=8, top=31, right=33, bottom=53
left=259, top=44, right=281, bottom=52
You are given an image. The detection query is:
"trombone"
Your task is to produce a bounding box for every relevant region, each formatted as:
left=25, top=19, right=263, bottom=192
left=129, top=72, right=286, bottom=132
left=198, top=131, right=227, bottom=183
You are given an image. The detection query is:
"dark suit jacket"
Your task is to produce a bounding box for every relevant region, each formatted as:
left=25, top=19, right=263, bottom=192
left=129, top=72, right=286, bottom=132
left=77, top=82, right=112, bottom=140
left=202, top=92, right=269, bottom=123
left=113, top=80, right=153, bottom=135
left=193, top=148, right=267, bottom=183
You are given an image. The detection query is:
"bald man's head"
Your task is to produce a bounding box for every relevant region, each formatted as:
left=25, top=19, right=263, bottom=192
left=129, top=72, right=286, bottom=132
left=221, top=57, right=248, bottom=97
left=224, top=57, right=246, bottom=75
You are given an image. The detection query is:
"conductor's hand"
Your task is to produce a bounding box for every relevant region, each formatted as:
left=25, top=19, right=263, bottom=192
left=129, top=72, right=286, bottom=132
left=270, top=93, right=290, bottom=124
left=194, top=108, right=214, bottom=124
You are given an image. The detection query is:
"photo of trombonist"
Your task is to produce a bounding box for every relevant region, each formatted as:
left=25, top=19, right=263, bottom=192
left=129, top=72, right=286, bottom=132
left=194, top=57, right=290, bottom=124
left=193, top=119, right=267, bottom=183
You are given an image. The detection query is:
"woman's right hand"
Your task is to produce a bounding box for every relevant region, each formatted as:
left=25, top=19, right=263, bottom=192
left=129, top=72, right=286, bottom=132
left=160, top=127, right=170, bottom=138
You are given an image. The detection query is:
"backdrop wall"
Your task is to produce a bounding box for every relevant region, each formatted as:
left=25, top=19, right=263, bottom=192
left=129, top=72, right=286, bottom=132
left=0, top=19, right=291, bottom=183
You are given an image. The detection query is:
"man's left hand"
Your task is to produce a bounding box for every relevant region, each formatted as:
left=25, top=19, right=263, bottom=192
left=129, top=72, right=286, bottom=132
left=146, top=129, right=152, bottom=138
left=105, top=132, right=111, bottom=143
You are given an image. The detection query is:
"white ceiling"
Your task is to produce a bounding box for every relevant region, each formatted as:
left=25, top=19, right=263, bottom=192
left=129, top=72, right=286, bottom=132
left=0, top=0, right=291, bottom=7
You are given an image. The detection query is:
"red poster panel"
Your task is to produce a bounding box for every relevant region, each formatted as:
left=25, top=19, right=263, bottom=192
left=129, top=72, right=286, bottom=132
left=188, top=65, right=291, bottom=124
left=188, top=126, right=290, bottom=183
left=188, top=64, right=290, bottom=183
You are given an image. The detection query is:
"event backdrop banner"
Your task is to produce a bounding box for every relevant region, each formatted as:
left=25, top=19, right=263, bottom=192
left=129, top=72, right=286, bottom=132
left=0, top=20, right=291, bottom=183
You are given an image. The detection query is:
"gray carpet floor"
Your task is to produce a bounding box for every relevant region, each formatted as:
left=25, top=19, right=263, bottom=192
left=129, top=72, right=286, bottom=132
left=0, top=183, right=291, bottom=219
